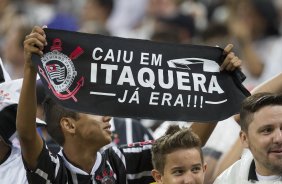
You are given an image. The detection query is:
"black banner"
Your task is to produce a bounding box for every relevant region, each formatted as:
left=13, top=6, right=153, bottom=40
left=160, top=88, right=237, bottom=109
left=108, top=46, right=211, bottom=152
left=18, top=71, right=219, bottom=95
left=32, top=29, right=250, bottom=122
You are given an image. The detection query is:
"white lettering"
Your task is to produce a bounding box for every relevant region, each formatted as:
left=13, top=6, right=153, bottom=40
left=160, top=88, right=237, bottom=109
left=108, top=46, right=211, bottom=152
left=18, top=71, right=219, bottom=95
left=149, top=92, right=159, bottom=105
left=161, top=93, right=172, bottom=106
left=123, top=51, right=133, bottom=63
left=104, top=49, right=115, bottom=62
left=138, top=68, right=155, bottom=89
left=90, top=63, right=97, bottom=83
left=159, top=70, right=174, bottom=89
left=140, top=53, right=150, bottom=65
left=101, top=64, right=118, bottom=84
left=177, top=72, right=191, bottom=90
left=173, top=94, right=184, bottom=107
left=117, top=66, right=136, bottom=86
left=92, top=47, right=103, bottom=60
left=192, top=73, right=207, bottom=92
left=208, top=75, right=224, bottom=94
left=152, top=54, right=162, bottom=66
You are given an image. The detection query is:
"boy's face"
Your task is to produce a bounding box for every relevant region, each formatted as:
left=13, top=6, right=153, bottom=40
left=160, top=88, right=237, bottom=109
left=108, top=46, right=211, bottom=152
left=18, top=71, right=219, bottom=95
left=75, top=113, right=112, bottom=147
left=153, top=148, right=206, bottom=184
left=240, top=105, right=282, bottom=175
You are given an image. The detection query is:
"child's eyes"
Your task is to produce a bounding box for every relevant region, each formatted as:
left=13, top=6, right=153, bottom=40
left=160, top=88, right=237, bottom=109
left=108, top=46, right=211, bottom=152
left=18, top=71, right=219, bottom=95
left=172, top=170, right=184, bottom=176
left=191, top=167, right=201, bottom=173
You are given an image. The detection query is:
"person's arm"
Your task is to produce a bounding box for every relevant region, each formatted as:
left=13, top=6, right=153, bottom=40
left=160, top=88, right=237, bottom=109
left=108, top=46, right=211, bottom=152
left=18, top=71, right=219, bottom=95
left=16, top=26, right=47, bottom=170
left=250, top=72, right=282, bottom=94
left=228, top=19, right=264, bottom=77
left=190, top=123, right=217, bottom=146
left=191, top=44, right=241, bottom=145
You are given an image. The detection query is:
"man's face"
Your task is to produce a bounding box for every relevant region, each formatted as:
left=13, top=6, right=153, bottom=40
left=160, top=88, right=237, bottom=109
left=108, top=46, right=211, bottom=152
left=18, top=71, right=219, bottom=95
left=156, top=148, right=206, bottom=184
left=75, top=113, right=112, bottom=147
left=241, top=105, right=282, bottom=175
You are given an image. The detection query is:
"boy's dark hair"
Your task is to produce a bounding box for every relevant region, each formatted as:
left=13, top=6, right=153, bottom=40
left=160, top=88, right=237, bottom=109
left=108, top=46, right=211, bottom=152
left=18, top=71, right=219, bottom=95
left=43, top=96, right=79, bottom=146
left=240, top=92, right=282, bottom=132
left=151, top=125, right=203, bottom=174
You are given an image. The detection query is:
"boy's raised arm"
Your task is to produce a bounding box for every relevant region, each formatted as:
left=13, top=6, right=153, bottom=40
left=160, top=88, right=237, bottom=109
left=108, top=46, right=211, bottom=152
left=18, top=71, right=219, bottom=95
left=16, top=26, right=47, bottom=170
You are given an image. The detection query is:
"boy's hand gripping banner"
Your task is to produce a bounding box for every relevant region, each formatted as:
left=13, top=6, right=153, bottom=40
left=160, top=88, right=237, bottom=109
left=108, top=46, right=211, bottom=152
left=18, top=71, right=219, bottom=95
left=32, top=28, right=250, bottom=122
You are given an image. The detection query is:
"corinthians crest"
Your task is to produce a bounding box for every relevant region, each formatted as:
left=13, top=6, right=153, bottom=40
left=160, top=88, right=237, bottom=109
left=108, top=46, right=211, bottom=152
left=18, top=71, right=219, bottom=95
left=39, top=38, right=84, bottom=102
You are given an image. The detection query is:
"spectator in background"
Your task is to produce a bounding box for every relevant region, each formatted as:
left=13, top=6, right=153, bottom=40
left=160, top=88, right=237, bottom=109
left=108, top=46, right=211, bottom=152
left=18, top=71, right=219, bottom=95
left=113, top=0, right=183, bottom=39
left=107, top=0, right=149, bottom=37
left=23, top=0, right=56, bottom=26
left=228, top=0, right=282, bottom=90
left=152, top=13, right=195, bottom=44
left=2, top=16, right=32, bottom=79
left=0, top=0, right=23, bottom=47
left=179, top=0, right=208, bottom=32
left=79, top=0, right=113, bottom=35
left=200, top=23, right=231, bottom=48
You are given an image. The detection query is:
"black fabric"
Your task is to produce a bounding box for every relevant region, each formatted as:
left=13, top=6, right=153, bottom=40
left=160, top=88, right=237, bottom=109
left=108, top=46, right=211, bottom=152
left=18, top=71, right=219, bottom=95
left=248, top=159, right=258, bottom=182
left=32, top=28, right=250, bottom=122
left=0, top=104, right=17, bottom=146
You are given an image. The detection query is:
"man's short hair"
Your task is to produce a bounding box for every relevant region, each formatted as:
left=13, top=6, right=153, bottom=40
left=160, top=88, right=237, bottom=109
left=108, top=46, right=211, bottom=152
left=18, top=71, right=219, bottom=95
left=43, top=96, right=79, bottom=146
left=240, top=92, right=282, bottom=132
left=151, top=125, right=203, bottom=174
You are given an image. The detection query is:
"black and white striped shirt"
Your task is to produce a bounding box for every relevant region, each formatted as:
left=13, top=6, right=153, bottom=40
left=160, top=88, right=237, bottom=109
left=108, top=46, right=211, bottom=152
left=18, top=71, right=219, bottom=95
left=25, top=141, right=154, bottom=184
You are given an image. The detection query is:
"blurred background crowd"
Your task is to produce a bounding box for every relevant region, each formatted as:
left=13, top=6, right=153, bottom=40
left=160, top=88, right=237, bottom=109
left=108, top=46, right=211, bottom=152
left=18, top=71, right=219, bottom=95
left=1, top=0, right=282, bottom=88
left=1, top=0, right=282, bottom=183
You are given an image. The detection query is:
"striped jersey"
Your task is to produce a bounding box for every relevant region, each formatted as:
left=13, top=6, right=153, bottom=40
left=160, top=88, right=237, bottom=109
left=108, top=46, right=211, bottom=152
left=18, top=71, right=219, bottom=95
left=25, top=141, right=154, bottom=184
left=111, top=118, right=154, bottom=145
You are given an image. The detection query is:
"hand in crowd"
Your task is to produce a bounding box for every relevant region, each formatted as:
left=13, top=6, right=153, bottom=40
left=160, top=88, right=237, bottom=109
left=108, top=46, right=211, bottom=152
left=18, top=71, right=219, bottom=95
left=220, top=44, right=241, bottom=72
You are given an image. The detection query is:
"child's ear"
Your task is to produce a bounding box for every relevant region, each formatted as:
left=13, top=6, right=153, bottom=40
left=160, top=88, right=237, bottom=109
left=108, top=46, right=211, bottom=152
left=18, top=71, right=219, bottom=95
left=151, top=169, right=163, bottom=184
left=60, top=117, right=76, bottom=134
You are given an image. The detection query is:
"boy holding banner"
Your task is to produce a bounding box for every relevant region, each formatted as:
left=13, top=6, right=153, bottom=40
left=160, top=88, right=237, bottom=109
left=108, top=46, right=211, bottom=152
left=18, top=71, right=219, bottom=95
left=16, top=26, right=242, bottom=184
